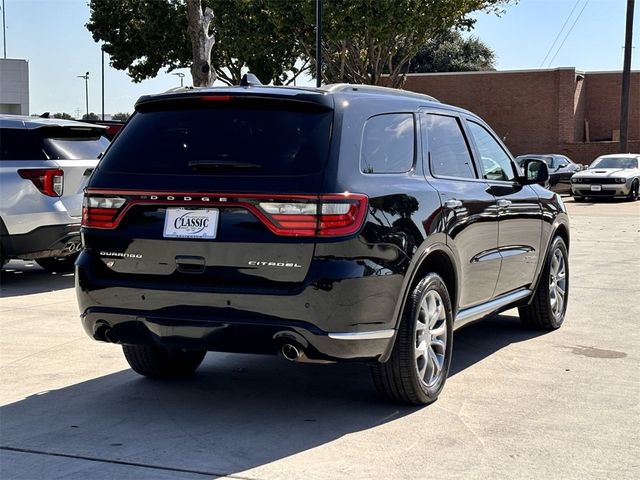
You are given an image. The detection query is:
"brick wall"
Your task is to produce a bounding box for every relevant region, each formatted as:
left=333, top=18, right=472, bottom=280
left=558, top=141, right=640, bottom=165
left=584, top=72, right=640, bottom=141
left=402, top=68, right=640, bottom=159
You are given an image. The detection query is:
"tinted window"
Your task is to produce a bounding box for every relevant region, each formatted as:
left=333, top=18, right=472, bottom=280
left=43, top=136, right=110, bottom=160
left=0, top=129, right=47, bottom=160
left=467, top=121, right=515, bottom=181
left=100, top=101, right=332, bottom=176
left=360, top=113, right=414, bottom=174
left=425, top=114, right=476, bottom=179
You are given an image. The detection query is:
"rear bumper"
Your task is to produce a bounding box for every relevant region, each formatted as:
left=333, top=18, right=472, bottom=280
left=0, top=223, right=82, bottom=260
left=75, top=252, right=401, bottom=362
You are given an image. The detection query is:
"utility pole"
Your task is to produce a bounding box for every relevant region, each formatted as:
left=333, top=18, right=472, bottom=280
left=315, top=0, right=322, bottom=88
left=620, top=0, right=635, bottom=153
left=2, top=0, right=7, bottom=58
left=101, top=48, right=105, bottom=121
left=77, top=72, right=89, bottom=118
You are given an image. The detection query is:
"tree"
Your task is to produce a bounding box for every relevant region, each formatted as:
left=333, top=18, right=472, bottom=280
left=112, top=112, right=130, bottom=121
left=53, top=112, right=74, bottom=120
left=406, top=30, right=495, bottom=73
left=274, top=0, right=510, bottom=87
left=86, top=0, right=304, bottom=86
left=82, top=113, right=100, bottom=121
left=185, top=0, right=216, bottom=86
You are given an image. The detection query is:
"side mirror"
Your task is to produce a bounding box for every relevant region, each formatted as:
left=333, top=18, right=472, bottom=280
left=556, top=163, right=568, bottom=170
left=519, top=159, right=549, bottom=185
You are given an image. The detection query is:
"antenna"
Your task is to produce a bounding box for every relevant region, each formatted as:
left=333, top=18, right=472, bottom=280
left=240, top=73, right=262, bottom=87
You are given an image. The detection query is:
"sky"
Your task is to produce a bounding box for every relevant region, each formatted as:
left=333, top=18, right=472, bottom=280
left=1, top=0, right=638, bottom=116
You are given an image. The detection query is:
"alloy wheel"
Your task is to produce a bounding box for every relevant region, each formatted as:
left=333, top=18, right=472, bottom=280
left=415, top=290, right=447, bottom=388
left=549, top=248, right=567, bottom=318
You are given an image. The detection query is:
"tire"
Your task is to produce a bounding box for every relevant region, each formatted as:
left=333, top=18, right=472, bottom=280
left=371, top=273, right=453, bottom=405
left=519, top=236, right=569, bottom=330
left=36, top=254, right=77, bottom=273
left=122, top=344, right=206, bottom=379
left=573, top=195, right=585, bottom=202
left=627, top=180, right=639, bottom=201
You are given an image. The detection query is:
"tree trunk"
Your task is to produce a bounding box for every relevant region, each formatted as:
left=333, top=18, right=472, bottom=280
left=185, top=0, right=216, bottom=87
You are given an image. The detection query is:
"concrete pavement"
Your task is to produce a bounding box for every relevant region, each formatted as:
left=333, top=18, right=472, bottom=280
left=1, top=197, right=639, bottom=479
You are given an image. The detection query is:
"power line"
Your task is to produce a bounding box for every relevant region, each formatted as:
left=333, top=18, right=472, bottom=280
left=547, top=0, right=591, bottom=67
left=539, top=0, right=582, bottom=68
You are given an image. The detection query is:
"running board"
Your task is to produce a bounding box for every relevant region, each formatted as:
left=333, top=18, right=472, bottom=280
left=455, top=288, right=532, bottom=329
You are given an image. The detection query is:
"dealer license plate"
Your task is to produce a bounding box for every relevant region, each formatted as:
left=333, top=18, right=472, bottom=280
left=163, top=208, right=219, bottom=239
left=590, top=185, right=602, bottom=192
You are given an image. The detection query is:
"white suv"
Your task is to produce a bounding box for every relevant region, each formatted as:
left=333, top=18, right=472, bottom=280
left=0, top=115, right=109, bottom=272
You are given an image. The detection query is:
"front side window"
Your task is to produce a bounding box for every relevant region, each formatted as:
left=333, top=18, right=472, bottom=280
left=425, top=114, right=476, bottom=179
left=360, top=113, right=414, bottom=174
left=467, top=121, right=515, bottom=182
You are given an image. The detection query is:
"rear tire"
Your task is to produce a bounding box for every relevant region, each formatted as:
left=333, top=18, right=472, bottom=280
left=573, top=195, right=585, bottom=202
left=36, top=254, right=77, bottom=273
left=371, top=273, right=453, bottom=405
left=519, top=236, right=569, bottom=330
left=122, top=344, right=206, bottom=379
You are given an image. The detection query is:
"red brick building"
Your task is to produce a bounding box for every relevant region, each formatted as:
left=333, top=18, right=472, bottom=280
left=402, top=68, right=640, bottom=165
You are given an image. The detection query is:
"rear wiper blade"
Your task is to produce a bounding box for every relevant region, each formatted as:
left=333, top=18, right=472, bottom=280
left=188, top=160, right=261, bottom=169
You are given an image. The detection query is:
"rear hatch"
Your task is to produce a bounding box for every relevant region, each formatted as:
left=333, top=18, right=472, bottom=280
left=83, top=92, right=366, bottom=289
left=41, top=126, right=108, bottom=216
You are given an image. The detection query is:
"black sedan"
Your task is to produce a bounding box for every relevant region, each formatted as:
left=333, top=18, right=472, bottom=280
left=515, top=154, right=584, bottom=194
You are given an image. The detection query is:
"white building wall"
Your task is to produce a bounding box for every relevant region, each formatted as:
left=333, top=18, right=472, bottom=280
left=0, top=59, right=30, bottom=115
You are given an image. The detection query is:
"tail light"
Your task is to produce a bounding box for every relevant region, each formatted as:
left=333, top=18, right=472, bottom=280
left=82, top=196, right=127, bottom=228
left=257, top=194, right=368, bottom=236
left=82, top=191, right=368, bottom=237
left=18, top=168, right=64, bottom=197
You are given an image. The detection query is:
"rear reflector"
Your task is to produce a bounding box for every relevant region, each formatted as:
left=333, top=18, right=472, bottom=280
left=18, top=168, right=64, bottom=197
left=82, top=191, right=368, bottom=237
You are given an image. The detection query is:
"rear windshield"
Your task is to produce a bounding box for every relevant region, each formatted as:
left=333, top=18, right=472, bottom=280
left=100, top=100, right=333, bottom=176
left=0, top=127, right=108, bottom=160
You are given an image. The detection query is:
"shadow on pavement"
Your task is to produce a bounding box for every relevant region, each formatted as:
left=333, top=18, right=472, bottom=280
left=0, top=261, right=75, bottom=298
left=0, top=313, right=546, bottom=478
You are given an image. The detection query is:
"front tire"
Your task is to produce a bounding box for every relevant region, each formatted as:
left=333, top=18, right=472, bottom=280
left=519, top=236, right=569, bottom=330
left=122, top=344, right=206, bottom=379
left=372, top=273, right=453, bottom=405
left=627, top=180, right=639, bottom=201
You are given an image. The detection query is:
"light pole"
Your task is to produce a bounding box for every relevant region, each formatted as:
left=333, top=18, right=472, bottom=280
left=315, top=0, right=322, bottom=87
left=2, top=0, right=7, bottom=59
left=77, top=72, right=89, bottom=118
left=172, top=72, right=185, bottom=87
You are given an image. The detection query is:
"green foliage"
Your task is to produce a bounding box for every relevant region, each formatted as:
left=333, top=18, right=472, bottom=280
left=406, top=30, right=496, bottom=73
left=111, top=112, right=131, bottom=121
left=86, top=0, right=303, bottom=85
left=274, top=0, right=510, bottom=87
left=53, top=112, right=74, bottom=120
left=82, top=113, right=100, bottom=121
left=87, top=0, right=511, bottom=87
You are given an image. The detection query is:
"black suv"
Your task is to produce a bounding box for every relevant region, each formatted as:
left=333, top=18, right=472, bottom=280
left=76, top=83, right=569, bottom=405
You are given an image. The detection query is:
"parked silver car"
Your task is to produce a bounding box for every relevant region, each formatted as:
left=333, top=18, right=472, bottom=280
left=571, top=154, right=640, bottom=201
left=0, top=115, right=109, bottom=271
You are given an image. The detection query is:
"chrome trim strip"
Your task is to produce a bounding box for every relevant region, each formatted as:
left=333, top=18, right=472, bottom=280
left=455, top=288, right=532, bottom=328
left=328, top=329, right=395, bottom=340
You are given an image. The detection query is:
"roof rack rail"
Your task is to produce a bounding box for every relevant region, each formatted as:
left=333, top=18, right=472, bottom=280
left=321, top=83, right=439, bottom=103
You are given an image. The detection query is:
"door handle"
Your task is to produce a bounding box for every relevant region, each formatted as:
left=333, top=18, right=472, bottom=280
left=497, top=199, right=512, bottom=208
left=444, top=199, right=463, bottom=209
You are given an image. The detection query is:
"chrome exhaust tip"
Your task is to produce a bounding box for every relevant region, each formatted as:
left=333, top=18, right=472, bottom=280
left=281, top=343, right=301, bottom=361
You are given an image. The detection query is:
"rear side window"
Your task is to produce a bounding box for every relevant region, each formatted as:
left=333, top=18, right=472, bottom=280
left=0, top=129, right=47, bottom=160
left=466, top=121, right=515, bottom=182
left=360, top=113, right=415, bottom=174
left=425, top=114, right=476, bottom=179
left=100, top=100, right=332, bottom=176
